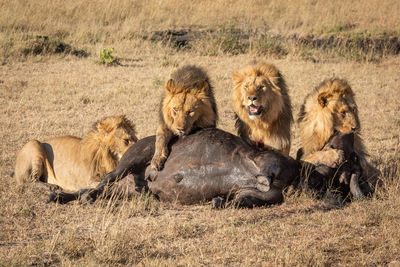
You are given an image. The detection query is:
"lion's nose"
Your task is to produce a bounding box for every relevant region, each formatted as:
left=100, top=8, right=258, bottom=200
left=176, top=128, right=185, bottom=136
left=248, top=96, right=257, bottom=101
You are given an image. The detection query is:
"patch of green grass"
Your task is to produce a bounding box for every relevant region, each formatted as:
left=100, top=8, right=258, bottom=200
left=99, top=47, right=120, bottom=66
left=80, top=96, right=93, bottom=104
left=160, top=55, right=178, bottom=67
left=323, top=23, right=356, bottom=35
left=153, top=76, right=162, bottom=87
left=217, top=24, right=247, bottom=55
left=251, top=36, right=288, bottom=58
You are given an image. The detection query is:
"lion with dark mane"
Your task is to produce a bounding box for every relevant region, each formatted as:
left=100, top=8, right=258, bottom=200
left=232, top=60, right=293, bottom=154
left=298, top=78, right=379, bottom=182
left=150, top=65, right=218, bottom=170
left=14, top=115, right=138, bottom=192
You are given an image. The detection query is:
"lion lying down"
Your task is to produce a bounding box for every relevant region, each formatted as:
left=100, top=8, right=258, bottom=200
left=48, top=128, right=365, bottom=207
left=14, top=115, right=138, bottom=192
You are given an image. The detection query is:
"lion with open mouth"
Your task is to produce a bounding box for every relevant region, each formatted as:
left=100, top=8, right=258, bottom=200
left=232, top=60, right=293, bottom=154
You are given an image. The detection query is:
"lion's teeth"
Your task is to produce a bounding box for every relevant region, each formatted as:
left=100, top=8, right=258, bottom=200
left=249, top=105, right=259, bottom=112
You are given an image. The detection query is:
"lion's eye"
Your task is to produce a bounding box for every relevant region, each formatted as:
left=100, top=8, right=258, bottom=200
left=341, top=111, right=346, bottom=117
left=124, top=139, right=130, bottom=145
left=257, top=86, right=263, bottom=91
left=186, top=110, right=192, bottom=115
left=173, top=108, right=178, bottom=113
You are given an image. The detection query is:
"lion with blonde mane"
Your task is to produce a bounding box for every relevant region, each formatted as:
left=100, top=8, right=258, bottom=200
left=151, top=65, right=218, bottom=170
left=14, top=115, right=138, bottom=192
left=297, top=78, right=379, bottom=182
left=232, top=60, right=293, bottom=154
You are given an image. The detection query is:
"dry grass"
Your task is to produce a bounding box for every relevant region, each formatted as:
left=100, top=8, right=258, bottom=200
left=1, top=52, right=399, bottom=266
left=1, top=1, right=400, bottom=266
left=2, top=0, right=399, bottom=36
left=1, top=0, right=400, bottom=61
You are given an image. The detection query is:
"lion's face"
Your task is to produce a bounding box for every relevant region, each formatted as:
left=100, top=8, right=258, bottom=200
left=232, top=63, right=286, bottom=124
left=109, top=126, right=138, bottom=159
left=320, top=92, right=360, bottom=134
left=162, top=77, right=216, bottom=137
left=165, top=92, right=201, bottom=136
left=237, top=75, right=282, bottom=121
left=331, top=99, right=359, bottom=133
left=97, top=116, right=138, bottom=159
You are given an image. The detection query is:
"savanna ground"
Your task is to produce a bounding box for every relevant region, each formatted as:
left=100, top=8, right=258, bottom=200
left=1, top=0, right=400, bottom=265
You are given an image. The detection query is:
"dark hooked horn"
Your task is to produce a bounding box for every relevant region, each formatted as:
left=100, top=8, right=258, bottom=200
left=349, top=170, right=364, bottom=199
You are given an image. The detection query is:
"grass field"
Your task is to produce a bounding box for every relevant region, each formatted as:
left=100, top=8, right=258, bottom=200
left=1, top=1, right=400, bottom=265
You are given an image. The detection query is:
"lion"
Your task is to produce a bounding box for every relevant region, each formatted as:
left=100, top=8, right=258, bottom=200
left=232, top=60, right=293, bottom=154
left=14, top=115, right=138, bottom=192
left=150, top=65, right=218, bottom=170
left=297, top=78, right=380, bottom=182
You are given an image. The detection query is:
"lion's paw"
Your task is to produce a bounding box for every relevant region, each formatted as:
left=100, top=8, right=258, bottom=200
left=145, top=168, right=159, bottom=182
left=150, top=155, right=166, bottom=171
left=325, top=149, right=345, bottom=168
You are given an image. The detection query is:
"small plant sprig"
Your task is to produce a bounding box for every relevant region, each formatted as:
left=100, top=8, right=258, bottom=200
left=99, top=47, right=120, bottom=66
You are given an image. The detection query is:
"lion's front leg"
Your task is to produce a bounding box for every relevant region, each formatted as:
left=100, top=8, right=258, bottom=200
left=151, top=124, right=174, bottom=171
left=304, top=149, right=345, bottom=168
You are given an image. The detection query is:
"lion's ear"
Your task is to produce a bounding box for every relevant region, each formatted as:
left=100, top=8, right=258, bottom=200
left=165, top=79, right=176, bottom=93
left=197, top=80, right=210, bottom=93
left=268, top=76, right=280, bottom=90
left=97, top=121, right=113, bottom=133
left=317, top=92, right=332, bottom=107
left=232, top=71, right=243, bottom=86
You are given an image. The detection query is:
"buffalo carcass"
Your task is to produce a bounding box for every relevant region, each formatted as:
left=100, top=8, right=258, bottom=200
left=48, top=129, right=364, bottom=207
left=146, top=128, right=303, bottom=207
left=48, top=128, right=301, bottom=207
